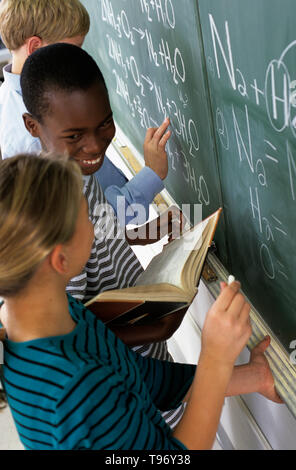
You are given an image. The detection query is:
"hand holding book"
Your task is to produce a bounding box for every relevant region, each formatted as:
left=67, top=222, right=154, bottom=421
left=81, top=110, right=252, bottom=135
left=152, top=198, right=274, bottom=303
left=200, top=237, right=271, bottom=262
left=85, top=208, right=222, bottom=327
left=125, top=205, right=185, bottom=246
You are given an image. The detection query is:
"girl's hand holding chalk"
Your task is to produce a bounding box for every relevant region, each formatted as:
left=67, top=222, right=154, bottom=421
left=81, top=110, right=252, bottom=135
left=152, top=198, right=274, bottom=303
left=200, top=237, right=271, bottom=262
left=220, top=275, right=238, bottom=291
left=228, top=275, right=235, bottom=285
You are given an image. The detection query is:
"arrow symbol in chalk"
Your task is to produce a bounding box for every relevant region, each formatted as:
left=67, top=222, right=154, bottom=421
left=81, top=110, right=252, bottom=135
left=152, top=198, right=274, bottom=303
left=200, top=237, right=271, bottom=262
left=132, top=27, right=145, bottom=40
left=141, top=75, right=154, bottom=91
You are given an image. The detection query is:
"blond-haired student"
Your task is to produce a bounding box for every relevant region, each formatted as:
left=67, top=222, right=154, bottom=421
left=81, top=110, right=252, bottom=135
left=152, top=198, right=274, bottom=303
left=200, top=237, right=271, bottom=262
left=0, top=154, right=281, bottom=450
left=0, top=0, right=89, bottom=158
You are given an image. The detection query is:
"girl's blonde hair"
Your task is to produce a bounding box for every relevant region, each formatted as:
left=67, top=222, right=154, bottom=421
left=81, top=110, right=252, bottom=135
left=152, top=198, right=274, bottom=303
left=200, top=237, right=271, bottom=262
left=0, top=0, right=90, bottom=51
left=0, top=153, right=83, bottom=297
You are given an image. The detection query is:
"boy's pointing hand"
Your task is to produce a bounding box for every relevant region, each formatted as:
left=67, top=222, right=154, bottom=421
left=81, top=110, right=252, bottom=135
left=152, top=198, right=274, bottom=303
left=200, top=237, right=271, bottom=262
left=144, top=117, right=171, bottom=180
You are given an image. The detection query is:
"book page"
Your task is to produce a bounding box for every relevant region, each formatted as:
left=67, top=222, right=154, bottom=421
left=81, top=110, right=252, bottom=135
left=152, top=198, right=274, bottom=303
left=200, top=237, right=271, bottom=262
left=135, top=217, right=209, bottom=289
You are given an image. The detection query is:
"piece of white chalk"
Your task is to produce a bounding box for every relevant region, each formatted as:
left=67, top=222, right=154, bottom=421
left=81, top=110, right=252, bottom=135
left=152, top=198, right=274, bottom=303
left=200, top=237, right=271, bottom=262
left=228, top=275, right=235, bottom=285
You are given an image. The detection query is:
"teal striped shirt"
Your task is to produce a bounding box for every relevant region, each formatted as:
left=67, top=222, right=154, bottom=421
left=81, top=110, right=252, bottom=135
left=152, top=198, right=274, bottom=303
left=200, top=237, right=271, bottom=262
left=3, top=295, right=195, bottom=450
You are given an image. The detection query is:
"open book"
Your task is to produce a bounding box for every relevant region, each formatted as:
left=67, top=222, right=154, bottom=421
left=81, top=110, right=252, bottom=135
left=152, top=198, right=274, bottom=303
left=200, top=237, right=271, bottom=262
left=85, top=208, right=222, bottom=326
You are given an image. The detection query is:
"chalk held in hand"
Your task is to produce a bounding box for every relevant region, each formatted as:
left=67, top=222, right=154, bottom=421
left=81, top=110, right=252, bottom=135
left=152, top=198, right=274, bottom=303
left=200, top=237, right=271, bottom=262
left=228, top=275, right=235, bottom=285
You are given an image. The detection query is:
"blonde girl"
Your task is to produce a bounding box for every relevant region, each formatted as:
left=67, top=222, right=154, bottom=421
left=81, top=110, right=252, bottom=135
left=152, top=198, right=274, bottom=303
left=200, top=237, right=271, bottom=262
left=0, top=154, right=279, bottom=450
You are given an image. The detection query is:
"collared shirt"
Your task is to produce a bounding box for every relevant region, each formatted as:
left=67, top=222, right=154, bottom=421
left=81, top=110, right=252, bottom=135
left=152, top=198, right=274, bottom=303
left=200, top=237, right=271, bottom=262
left=0, top=64, right=164, bottom=225
left=0, top=64, right=41, bottom=157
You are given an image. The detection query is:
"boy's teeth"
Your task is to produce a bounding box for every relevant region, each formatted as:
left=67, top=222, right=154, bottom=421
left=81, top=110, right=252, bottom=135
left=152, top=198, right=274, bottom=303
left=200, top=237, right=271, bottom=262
left=83, top=157, right=100, bottom=165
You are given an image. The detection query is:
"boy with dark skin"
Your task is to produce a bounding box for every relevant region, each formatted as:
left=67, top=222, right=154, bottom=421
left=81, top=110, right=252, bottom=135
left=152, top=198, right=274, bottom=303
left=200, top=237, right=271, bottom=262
left=22, top=50, right=180, bottom=243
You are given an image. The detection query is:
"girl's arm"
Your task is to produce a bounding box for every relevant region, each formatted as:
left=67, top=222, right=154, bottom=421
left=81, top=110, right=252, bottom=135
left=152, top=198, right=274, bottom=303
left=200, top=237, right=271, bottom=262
left=173, top=281, right=252, bottom=450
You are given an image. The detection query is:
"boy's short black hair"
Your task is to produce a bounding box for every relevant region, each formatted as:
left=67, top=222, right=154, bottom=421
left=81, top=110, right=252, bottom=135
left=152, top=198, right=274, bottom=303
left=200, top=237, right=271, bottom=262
left=21, top=43, right=107, bottom=122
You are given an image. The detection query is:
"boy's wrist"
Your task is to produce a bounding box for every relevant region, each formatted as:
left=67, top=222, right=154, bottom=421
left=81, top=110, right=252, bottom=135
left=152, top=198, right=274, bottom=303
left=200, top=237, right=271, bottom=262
left=225, top=362, right=267, bottom=397
left=248, top=359, right=273, bottom=395
left=148, top=168, right=166, bottom=180
left=144, top=163, right=167, bottom=180
left=133, top=166, right=164, bottom=194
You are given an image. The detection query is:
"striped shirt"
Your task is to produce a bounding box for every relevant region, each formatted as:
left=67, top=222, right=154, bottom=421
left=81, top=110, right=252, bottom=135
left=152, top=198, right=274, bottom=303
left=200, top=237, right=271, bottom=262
left=66, top=175, right=186, bottom=427
left=3, top=295, right=195, bottom=450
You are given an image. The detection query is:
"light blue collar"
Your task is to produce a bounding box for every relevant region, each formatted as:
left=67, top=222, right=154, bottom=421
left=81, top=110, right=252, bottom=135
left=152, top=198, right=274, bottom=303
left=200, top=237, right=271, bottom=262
left=3, top=63, right=22, bottom=95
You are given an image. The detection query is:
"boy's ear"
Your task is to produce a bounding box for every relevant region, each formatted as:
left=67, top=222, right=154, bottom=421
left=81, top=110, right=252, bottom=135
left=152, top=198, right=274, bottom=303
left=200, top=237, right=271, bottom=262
left=26, top=36, right=43, bottom=56
left=23, top=113, right=41, bottom=138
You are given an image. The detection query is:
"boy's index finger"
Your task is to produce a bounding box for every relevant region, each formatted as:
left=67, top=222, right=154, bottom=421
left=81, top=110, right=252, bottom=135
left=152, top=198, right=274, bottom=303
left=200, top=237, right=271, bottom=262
left=153, top=117, right=170, bottom=139
left=144, top=127, right=157, bottom=142
left=158, top=129, right=171, bottom=148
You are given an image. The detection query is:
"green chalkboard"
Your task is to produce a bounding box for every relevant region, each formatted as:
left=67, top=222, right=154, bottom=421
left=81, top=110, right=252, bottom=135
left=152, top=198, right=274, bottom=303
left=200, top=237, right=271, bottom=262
left=82, top=0, right=296, bottom=353
left=198, top=0, right=296, bottom=352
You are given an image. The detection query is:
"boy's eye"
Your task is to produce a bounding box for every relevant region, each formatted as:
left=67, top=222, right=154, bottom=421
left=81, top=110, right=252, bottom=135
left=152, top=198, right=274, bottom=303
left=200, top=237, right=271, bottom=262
left=66, top=134, right=81, bottom=142
left=100, top=117, right=113, bottom=129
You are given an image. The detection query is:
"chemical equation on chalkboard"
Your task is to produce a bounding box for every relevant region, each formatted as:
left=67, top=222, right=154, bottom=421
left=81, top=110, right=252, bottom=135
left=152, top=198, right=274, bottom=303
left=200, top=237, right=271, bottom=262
left=207, top=13, right=295, bottom=283
left=101, top=0, right=209, bottom=203
left=249, top=186, right=289, bottom=281
left=102, top=0, right=184, bottom=85
left=208, top=14, right=296, bottom=137
left=139, top=0, right=176, bottom=29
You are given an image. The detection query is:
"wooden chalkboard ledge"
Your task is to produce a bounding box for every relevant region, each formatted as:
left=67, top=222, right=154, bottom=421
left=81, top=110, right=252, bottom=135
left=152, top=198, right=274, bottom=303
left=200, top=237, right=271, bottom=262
left=205, top=253, right=296, bottom=419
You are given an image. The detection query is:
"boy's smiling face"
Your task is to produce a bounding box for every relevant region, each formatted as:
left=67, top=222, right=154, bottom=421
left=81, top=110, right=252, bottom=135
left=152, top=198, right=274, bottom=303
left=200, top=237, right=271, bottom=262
left=28, top=81, right=116, bottom=175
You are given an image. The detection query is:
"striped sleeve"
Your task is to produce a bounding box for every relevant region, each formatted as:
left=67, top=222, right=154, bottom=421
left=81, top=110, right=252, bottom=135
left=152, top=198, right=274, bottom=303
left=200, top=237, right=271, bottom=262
left=53, top=363, right=187, bottom=450
left=134, top=353, right=196, bottom=411
left=66, top=265, right=87, bottom=301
